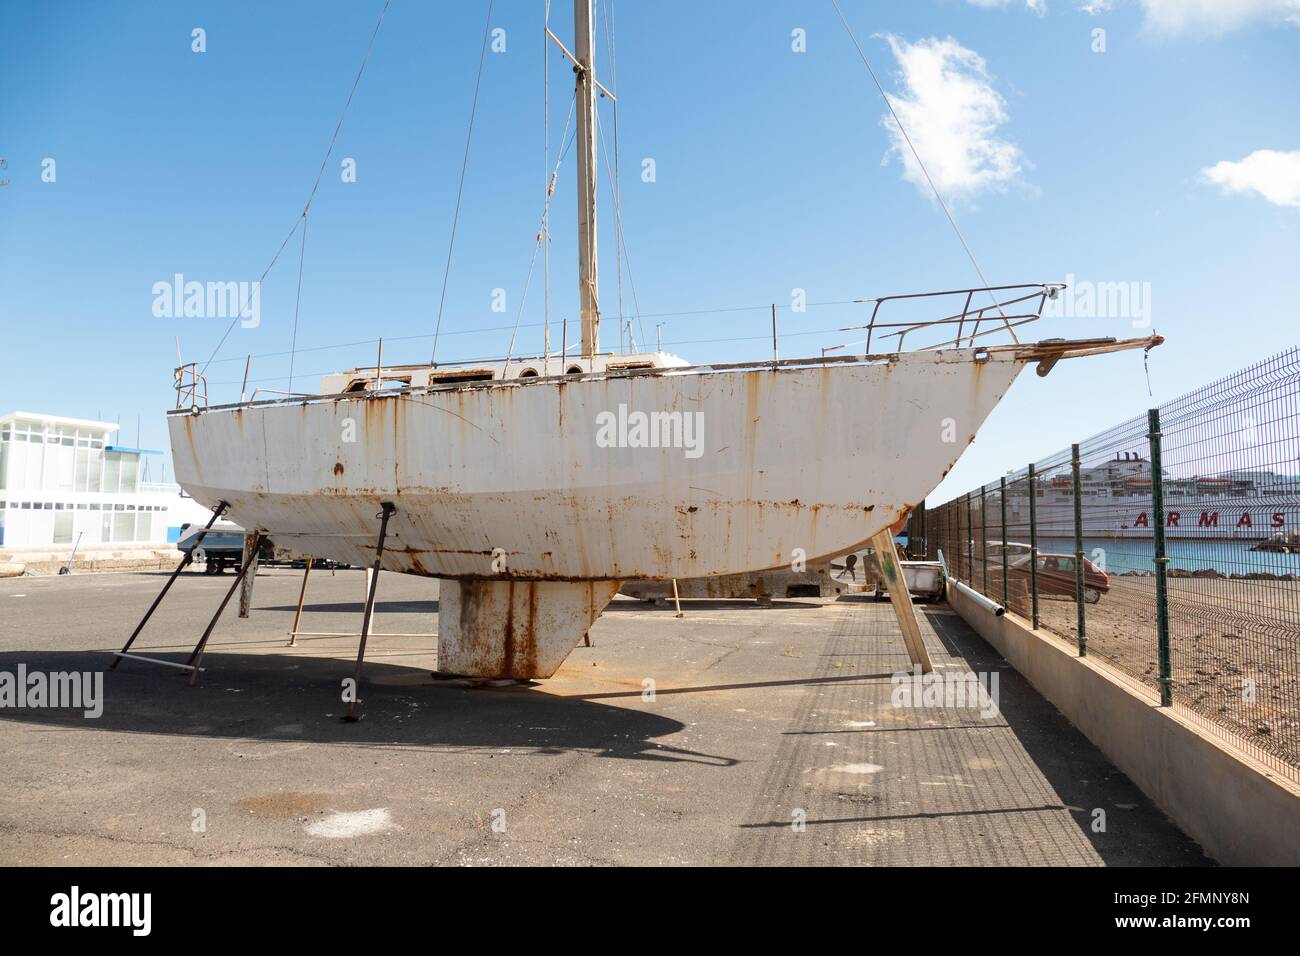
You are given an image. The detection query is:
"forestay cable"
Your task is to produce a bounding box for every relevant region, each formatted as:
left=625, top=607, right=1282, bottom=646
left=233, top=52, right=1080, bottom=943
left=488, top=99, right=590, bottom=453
left=200, top=0, right=392, bottom=377
left=829, top=0, right=1014, bottom=339
left=430, top=0, right=496, bottom=367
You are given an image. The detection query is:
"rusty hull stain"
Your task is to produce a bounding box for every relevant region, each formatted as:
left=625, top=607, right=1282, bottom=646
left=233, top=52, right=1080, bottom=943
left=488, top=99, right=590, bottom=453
left=171, top=354, right=1010, bottom=582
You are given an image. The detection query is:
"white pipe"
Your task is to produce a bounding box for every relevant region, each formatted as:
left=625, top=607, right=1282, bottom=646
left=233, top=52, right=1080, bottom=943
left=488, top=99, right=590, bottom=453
left=937, top=548, right=1005, bottom=615
left=948, top=576, right=1005, bottom=617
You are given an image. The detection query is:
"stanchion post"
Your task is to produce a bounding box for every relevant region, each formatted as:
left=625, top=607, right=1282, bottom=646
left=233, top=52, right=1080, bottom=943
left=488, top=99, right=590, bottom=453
left=1072, top=444, right=1087, bottom=657
left=1148, top=409, right=1172, bottom=707
left=980, top=485, right=989, bottom=596
left=1028, top=463, right=1040, bottom=630
left=965, top=494, right=974, bottom=587
left=1000, top=477, right=1009, bottom=608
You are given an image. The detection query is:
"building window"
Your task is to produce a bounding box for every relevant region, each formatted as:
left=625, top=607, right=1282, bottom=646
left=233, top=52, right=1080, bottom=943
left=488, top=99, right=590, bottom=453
left=103, top=453, right=121, bottom=493
left=119, top=453, right=139, bottom=493
left=86, top=447, right=102, bottom=492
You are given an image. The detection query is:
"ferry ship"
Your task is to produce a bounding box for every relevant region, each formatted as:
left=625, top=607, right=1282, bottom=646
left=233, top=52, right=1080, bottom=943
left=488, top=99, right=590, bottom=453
left=994, top=452, right=1300, bottom=540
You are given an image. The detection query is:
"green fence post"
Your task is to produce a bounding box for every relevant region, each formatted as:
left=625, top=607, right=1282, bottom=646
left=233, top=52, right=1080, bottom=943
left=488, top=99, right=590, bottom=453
left=1072, top=443, right=1086, bottom=657
left=918, top=502, right=926, bottom=560
left=966, top=493, right=974, bottom=585
left=953, top=496, right=960, bottom=581
left=1028, top=463, right=1039, bottom=630
left=1148, top=408, right=1172, bottom=707
left=955, top=497, right=962, bottom=582
left=980, top=485, right=989, bottom=596
left=944, top=505, right=949, bottom=568
left=1000, top=476, right=1009, bottom=608
left=952, top=497, right=959, bottom=580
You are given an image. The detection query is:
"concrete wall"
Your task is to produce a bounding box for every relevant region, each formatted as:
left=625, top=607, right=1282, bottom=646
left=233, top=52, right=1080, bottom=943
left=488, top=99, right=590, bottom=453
left=0, top=544, right=183, bottom=576
left=947, top=582, right=1300, bottom=866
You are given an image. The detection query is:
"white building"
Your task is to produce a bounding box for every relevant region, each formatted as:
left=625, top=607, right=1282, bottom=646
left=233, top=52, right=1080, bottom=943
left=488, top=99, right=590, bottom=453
left=0, top=411, right=209, bottom=550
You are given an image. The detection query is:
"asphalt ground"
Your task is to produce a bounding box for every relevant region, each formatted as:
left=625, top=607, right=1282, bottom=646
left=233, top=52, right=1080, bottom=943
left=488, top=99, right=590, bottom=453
left=0, top=567, right=1209, bottom=865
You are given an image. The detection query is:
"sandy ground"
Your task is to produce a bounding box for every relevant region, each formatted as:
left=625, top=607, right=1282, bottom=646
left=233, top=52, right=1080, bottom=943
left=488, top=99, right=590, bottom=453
left=1010, top=575, right=1300, bottom=774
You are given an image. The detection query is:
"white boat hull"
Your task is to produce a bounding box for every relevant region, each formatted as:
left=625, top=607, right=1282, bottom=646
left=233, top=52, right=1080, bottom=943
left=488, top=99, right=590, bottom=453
left=169, top=350, right=1024, bottom=581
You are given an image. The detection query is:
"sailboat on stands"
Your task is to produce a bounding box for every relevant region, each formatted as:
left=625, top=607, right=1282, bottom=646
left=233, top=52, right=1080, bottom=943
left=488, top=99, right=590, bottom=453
left=165, top=1, right=1160, bottom=681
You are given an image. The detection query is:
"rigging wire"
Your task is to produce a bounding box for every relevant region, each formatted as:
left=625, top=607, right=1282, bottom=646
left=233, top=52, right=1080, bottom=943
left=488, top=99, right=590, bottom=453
left=594, top=110, right=646, bottom=352
left=208, top=322, right=894, bottom=386
left=543, top=0, right=552, bottom=370
left=200, top=0, right=391, bottom=377
left=505, top=107, right=578, bottom=367
left=600, top=0, right=629, bottom=352
left=828, top=0, right=1014, bottom=339
left=430, top=0, right=496, bottom=367
left=201, top=296, right=889, bottom=374
left=286, top=212, right=310, bottom=393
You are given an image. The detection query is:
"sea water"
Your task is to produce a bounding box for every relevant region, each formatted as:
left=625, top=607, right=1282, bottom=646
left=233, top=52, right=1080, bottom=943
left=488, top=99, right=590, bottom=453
left=1036, top=537, right=1300, bottom=577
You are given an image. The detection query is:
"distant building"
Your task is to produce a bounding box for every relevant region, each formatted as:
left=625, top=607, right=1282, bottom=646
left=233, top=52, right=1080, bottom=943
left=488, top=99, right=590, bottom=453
left=0, top=411, right=208, bottom=549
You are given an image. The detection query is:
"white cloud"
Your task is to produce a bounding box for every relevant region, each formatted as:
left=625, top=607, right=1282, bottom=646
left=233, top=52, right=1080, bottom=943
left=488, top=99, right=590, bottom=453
left=1202, top=150, right=1300, bottom=209
left=966, top=0, right=1047, bottom=13
left=880, top=35, right=1025, bottom=201
left=969, top=0, right=1300, bottom=28
left=1139, top=0, right=1300, bottom=33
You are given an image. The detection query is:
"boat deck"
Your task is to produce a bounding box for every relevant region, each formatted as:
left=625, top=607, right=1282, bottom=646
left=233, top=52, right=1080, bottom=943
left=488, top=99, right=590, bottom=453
left=0, top=568, right=1206, bottom=865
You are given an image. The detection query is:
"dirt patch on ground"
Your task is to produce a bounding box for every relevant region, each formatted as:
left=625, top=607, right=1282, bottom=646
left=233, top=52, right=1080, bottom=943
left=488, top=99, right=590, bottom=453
left=1025, top=576, right=1300, bottom=774
left=236, top=793, right=332, bottom=818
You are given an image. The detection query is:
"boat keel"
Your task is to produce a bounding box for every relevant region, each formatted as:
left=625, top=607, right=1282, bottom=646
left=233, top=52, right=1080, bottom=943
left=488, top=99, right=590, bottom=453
left=437, top=578, right=622, bottom=678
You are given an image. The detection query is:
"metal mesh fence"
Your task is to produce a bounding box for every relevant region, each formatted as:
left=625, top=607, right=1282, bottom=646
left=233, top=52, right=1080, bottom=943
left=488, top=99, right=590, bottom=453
left=923, top=346, right=1300, bottom=782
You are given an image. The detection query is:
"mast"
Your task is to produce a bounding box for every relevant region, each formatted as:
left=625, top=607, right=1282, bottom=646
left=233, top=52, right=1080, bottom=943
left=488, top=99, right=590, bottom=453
left=574, top=0, right=600, bottom=357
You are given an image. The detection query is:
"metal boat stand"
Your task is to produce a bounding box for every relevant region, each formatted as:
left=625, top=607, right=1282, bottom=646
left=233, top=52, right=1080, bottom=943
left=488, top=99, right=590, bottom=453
left=185, top=532, right=265, bottom=685
left=112, top=502, right=229, bottom=673
left=287, top=557, right=314, bottom=646
left=345, top=502, right=396, bottom=722
left=285, top=554, right=436, bottom=647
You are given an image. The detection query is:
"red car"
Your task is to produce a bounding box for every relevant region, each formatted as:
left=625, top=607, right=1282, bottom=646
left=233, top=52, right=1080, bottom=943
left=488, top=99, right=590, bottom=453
left=1009, top=551, right=1110, bottom=604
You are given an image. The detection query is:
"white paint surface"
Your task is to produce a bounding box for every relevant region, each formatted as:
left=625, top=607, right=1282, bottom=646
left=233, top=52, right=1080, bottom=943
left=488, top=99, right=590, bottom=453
left=305, top=808, right=396, bottom=838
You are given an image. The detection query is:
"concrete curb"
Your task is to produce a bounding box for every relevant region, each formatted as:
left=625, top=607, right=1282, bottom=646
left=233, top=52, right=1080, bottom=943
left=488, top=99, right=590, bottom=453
left=948, top=581, right=1300, bottom=866
left=0, top=547, right=183, bottom=576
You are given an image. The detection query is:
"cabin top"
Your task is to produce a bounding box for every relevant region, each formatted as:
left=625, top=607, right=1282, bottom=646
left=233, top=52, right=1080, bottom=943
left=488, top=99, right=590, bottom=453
left=318, top=351, right=692, bottom=395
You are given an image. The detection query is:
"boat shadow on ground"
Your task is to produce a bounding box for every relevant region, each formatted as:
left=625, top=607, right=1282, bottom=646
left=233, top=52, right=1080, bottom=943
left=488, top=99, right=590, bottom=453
left=0, top=649, right=735, bottom=767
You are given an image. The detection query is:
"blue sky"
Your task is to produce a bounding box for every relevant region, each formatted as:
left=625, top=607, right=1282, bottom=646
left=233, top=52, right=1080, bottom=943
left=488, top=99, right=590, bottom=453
left=1, top=0, right=1298, bottom=500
